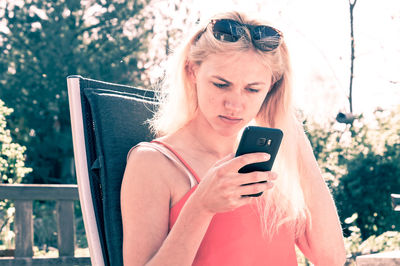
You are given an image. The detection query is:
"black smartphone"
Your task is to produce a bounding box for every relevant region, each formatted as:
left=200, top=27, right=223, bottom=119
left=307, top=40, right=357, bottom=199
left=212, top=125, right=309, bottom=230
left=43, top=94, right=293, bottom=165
left=235, top=126, right=283, bottom=197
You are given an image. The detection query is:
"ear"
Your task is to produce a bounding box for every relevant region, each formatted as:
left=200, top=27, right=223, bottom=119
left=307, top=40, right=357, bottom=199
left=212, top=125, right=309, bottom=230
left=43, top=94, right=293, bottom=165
left=185, top=61, right=198, bottom=84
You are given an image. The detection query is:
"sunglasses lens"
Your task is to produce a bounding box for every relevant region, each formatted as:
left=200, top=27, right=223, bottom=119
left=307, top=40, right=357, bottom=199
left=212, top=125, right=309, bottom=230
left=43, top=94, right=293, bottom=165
left=252, top=26, right=281, bottom=51
left=211, top=19, right=282, bottom=51
left=252, top=26, right=280, bottom=40
left=212, top=19, right=240, bottom=42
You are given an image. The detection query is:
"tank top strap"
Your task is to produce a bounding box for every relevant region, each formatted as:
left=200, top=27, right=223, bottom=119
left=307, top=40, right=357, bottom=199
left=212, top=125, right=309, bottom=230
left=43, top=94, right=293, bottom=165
left=151, top=140, right=201, bottom=184
left=127, top=141, right=199, bottom=187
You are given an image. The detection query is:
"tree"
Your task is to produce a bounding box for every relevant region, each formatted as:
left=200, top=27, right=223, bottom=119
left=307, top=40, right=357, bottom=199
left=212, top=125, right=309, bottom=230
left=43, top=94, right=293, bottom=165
left=143, top=0, right=197, bottom=85
left=305, top=105, right=400, bottom=240
left=0, top=99, right=31, bottom=184
left=0, top=99, right=32, bottom=248
left=0, top=0, right=152, bottom=183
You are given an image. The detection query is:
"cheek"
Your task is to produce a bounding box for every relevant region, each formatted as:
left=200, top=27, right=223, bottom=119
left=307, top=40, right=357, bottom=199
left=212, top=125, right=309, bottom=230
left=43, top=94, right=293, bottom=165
left=249, top=93, right=268, bottom=114
left=197, top=85, right=217, bottom=110
left=196, top=80, right=223, bottom=106
left=201, top=94, right=221, bottom=113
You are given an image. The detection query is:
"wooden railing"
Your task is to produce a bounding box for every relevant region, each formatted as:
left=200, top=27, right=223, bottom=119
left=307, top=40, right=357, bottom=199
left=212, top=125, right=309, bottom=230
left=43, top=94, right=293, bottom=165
left=0, top=184, right=91, bottom=266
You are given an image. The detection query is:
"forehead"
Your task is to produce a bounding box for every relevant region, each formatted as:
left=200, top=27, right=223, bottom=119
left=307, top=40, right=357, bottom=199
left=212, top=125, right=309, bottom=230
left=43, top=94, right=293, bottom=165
left=198, top=51, right=271, bottom=83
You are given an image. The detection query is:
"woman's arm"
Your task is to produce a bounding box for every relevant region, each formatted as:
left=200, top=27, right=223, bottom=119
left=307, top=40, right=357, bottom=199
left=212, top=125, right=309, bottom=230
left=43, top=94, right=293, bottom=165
left=295, top=132, right=346, bottom=266
left=121, top=147, right=273, bottom=266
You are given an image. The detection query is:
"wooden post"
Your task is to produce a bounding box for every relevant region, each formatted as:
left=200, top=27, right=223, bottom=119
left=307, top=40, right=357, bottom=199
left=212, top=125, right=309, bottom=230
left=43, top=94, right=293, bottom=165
left=14, top=200, right=33, bottom=257
left=0, top=184, right=91, bottom=265
left=56, top=200, right=76, bottom=257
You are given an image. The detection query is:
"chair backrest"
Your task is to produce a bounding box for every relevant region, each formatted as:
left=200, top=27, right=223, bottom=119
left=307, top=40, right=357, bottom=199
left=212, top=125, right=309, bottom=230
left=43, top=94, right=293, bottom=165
left=67, top=76, right=157, bottom=266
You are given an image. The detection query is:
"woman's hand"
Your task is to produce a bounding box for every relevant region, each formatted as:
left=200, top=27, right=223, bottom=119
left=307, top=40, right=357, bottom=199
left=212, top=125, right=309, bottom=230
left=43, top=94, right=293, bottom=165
left=191, top=152, right=278, bottom=214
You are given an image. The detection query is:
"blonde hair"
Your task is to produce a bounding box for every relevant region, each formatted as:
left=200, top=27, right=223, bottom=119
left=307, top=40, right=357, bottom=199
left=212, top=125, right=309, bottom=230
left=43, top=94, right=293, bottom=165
left=149, top=11, right=308, bottom=238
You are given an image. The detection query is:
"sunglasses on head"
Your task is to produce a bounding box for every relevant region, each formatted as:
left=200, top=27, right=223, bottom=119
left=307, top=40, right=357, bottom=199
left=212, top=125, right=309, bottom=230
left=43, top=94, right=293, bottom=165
left=204, top=19, right=283, bottom=52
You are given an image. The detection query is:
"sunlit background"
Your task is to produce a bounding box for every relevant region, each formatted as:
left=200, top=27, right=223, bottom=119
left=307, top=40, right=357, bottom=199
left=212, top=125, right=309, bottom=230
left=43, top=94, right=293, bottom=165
left=150, top=0, right=400, bottom=122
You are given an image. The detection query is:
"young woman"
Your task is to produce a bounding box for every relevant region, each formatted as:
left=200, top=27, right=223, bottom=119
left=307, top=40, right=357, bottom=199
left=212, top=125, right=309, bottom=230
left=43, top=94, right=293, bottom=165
left=121, top=11, right=346, bottom=266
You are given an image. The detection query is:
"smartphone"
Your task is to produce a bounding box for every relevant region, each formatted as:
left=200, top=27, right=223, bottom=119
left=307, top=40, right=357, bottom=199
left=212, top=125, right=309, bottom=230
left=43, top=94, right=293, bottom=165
left=235, top=126, right=283, bottom=197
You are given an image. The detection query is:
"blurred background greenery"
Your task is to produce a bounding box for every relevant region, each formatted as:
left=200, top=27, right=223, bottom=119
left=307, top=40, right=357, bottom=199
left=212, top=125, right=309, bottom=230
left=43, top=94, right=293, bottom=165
left=0, top=0, right=399, bottom=264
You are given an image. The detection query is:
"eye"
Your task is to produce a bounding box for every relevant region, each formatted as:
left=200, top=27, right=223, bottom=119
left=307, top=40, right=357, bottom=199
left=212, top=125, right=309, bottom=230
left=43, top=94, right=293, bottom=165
left=213, top=82, right=229, bottom=89
left=246, top=87, right=260, bottom=93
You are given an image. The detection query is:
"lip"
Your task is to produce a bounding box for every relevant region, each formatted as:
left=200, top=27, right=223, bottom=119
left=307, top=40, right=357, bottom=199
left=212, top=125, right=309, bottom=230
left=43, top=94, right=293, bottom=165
left=219, top=115, right=243, bottom=125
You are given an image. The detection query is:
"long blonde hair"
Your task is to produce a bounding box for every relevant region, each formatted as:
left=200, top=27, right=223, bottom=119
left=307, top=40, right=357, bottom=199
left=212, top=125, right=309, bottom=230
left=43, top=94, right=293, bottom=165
left=149, top=11, right=308, bottom=238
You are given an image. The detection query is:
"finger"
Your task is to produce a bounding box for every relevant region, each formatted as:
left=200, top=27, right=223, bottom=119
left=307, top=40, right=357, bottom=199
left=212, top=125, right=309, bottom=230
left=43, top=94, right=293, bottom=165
left=236, top=171, right=274, bottom=185
left=239, top=181, right=274, bottom=196
left=221, top=152, right=271, bottom=173
left=268, top=171, right=278, bottom=181
left=236, top=171, right=272, bottom=185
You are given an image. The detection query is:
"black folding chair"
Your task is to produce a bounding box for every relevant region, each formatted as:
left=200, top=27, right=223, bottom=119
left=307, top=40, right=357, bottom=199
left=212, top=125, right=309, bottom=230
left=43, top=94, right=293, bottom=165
left=67, top=75, right=157, bottom=266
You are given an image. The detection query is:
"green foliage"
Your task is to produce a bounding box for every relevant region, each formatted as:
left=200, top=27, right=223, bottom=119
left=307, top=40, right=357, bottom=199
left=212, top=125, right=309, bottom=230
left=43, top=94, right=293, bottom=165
left=0, top=100, right=32, bottom=183
left=304, top=119, right=347, bottom=188
left=0, top=0, right=151, bottom=184
left=0, top=99, right=31, bottom=248
left=343, top=214, right=400, bottom=265
left=335, top=143, right=400, bottom=239
left=305, top=106, right=400, bottom=241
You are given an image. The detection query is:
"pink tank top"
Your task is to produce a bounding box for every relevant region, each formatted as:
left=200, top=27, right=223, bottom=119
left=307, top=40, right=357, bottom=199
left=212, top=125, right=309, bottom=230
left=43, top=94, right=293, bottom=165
left=151, top=141, right=298, bottom=265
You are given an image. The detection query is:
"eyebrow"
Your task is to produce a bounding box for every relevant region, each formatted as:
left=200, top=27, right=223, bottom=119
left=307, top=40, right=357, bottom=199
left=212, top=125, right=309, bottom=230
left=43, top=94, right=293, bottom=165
left=212, top=76, right=232, bottom=84
left=211, top=75, right=266, bottom=86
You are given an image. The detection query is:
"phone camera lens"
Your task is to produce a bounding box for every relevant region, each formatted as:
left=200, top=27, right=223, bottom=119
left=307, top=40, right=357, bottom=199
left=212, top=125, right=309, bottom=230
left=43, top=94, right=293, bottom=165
left=257, top=138, right=267, bottom=146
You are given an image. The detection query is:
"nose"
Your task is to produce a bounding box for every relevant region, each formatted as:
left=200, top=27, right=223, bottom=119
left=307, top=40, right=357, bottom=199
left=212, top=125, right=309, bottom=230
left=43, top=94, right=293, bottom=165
left=223, top=91, right=243, bottom=113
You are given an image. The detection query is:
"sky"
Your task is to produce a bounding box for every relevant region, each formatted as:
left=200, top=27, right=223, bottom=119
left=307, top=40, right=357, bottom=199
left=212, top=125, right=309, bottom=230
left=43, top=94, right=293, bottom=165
left=186, top=0, right=400, bottom=121
left=1, top=0, right=399, bottom=122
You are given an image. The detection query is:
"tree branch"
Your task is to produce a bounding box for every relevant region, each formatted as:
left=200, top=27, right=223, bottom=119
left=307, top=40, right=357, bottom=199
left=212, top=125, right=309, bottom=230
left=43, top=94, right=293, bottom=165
left=348, top=0, right=357, bottom=114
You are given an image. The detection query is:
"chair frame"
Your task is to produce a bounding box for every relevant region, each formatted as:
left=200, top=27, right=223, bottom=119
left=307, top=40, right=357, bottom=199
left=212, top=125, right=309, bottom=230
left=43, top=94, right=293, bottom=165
left=68, top=75, right=105, bottom=266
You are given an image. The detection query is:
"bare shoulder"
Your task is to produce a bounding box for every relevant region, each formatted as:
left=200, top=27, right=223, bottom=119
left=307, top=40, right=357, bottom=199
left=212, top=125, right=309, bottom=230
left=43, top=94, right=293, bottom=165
left=121, top=144, right=191, bottom=204
left=125, top=145, right=170, bottom=172
left=123, top=145, right=174, bottom=189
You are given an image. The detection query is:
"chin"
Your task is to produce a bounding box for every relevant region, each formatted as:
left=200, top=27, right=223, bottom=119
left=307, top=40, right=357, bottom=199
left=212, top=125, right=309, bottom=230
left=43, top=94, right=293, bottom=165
left=204, top=116, right=247, bottom=137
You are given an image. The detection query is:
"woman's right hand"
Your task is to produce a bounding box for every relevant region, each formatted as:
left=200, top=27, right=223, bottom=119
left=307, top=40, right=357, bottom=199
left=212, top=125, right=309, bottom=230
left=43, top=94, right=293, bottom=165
left=191, top=152, right=277, bottom=214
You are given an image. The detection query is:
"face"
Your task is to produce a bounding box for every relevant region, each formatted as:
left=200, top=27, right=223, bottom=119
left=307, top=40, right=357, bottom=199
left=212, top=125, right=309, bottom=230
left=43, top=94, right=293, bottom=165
left=191, top=50, right=272, bottom=136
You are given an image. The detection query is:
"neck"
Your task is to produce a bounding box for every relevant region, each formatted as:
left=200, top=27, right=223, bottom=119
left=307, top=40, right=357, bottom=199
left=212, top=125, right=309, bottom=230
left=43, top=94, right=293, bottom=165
left=182, top=117, right=240, bottom=159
